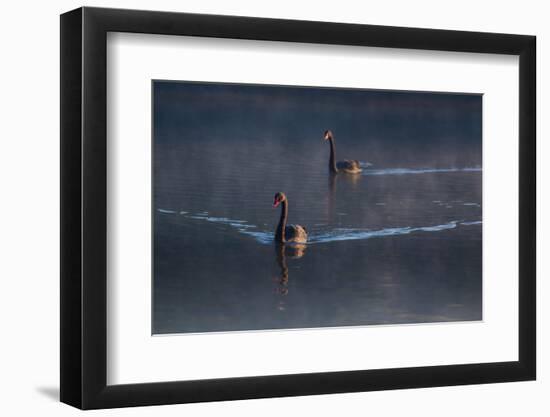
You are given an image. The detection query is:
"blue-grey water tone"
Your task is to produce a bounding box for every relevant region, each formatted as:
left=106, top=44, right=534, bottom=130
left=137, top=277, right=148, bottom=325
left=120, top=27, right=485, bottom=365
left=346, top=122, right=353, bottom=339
left=153, top=81, right=482, bottom=334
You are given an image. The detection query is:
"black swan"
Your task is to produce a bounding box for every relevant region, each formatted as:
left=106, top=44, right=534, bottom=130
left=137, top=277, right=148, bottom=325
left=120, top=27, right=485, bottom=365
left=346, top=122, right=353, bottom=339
left=272, top=192, right=308, bottom=244
left=324, top=130, right=362, bottom=174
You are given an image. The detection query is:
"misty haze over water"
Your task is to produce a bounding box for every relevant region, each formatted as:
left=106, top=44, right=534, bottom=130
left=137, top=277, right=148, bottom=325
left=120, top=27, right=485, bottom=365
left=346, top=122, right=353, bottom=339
left=153, top=81, right=482, bottom=334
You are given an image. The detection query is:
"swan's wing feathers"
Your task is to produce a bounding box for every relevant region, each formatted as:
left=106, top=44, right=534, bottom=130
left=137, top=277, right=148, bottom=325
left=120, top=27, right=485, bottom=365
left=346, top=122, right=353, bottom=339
left=348, top=160, right=361, bottom=169
left=337, top=160, right=362, bottom=172
left=285, top=224, right=308, bottom=243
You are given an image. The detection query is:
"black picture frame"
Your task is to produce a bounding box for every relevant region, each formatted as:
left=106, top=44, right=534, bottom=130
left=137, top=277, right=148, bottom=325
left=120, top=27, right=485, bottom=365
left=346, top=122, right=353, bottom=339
left=60, top=6, right=536, bottom=410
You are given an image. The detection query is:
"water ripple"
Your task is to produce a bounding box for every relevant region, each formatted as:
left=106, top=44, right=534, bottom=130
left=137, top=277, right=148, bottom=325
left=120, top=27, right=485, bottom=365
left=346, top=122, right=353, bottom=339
left=362, top=167, right=482, bottom=176
left=157, top=208, right=480, bottom=246
left=310, top=221, right=459, bottom=244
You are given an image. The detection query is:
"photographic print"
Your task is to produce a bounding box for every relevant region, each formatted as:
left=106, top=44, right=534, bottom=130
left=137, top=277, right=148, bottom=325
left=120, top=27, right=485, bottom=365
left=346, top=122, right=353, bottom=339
left=153, top=81, right=482, bottom=335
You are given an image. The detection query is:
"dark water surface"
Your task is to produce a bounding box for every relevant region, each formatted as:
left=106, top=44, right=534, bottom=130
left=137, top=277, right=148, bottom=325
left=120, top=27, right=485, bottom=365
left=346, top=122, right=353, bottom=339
left=153, top=82, right=482, bottom=334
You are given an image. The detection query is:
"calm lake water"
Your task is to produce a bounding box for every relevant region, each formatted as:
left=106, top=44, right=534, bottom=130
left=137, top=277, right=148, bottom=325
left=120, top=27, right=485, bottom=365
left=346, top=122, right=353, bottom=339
left=153, top=82, right=482, bottom=334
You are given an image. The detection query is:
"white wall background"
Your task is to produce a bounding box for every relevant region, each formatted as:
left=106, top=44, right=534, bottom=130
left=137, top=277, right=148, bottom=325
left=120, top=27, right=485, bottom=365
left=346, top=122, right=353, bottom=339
left=0, top=0, right=545, bottom=415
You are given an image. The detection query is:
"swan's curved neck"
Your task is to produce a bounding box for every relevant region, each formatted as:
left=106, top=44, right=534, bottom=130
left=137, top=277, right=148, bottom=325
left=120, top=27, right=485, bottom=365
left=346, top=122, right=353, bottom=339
left=328, top=137, right=338, bottom=173
left=275, top=200, right=288, bottom=243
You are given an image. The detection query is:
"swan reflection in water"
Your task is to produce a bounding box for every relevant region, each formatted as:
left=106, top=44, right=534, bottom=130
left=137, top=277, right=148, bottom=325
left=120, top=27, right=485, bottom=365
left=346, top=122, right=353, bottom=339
left=273, top=242, right=306, bottom=311
left=328, top=168, right=362, bottom=193
left=327, top=171, right=362, bottom=222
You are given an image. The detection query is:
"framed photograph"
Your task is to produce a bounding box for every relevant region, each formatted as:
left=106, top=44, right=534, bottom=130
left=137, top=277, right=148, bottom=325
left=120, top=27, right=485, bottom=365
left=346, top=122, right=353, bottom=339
left=60, top=7, right=536, bottom=409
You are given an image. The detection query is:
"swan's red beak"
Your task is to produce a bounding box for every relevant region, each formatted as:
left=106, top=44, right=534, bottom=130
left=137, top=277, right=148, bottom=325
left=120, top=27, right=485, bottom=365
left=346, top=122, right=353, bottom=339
left=273, top=199, right=280, bottom=208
